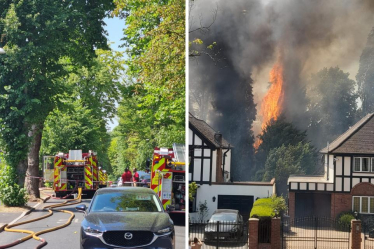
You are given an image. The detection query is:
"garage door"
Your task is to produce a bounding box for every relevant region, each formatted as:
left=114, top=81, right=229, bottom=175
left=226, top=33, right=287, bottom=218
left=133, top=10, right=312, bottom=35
left=218, top=195, right=254, bottom=221
left=295, top=193, right=331, bottom=218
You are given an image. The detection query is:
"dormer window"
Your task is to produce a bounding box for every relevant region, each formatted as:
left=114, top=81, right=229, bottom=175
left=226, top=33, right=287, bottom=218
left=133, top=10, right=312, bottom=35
left=354, top=157, right=371, bottom=172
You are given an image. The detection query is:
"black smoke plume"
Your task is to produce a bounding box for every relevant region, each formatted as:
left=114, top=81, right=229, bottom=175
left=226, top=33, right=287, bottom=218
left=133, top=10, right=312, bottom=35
left=189, top=0, right=374, bottom=181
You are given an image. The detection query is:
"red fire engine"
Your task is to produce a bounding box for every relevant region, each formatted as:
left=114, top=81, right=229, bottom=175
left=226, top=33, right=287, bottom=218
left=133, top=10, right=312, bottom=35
left=44, top=150, right=101, bottom=197
left=150, top=144, right=185, bottom=214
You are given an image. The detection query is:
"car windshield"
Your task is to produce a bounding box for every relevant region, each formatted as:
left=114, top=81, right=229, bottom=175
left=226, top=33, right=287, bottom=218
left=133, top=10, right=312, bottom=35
left=209, top=213, right=237, bottom=222
left=90, top=192, right=163, bottom=212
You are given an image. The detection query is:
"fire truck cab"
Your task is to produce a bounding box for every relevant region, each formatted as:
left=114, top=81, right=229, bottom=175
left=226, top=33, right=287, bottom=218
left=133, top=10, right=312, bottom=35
left=151, top=144, right=186, bottom=217
left=43, top=150, right=104, bottom=197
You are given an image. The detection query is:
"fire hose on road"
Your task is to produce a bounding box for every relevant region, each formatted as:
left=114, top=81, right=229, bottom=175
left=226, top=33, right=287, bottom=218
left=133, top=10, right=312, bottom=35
left=0, top=187, right=82, bottom=249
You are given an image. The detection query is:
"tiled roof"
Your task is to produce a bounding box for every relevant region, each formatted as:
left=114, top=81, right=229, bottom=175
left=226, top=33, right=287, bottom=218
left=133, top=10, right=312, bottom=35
left=320, top=113, right=374, bottom=154
left=189, top=113, right=231, bottom=149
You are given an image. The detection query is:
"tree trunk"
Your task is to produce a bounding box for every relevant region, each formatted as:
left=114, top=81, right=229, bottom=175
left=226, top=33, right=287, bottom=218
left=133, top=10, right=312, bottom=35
left=16, top=159, right=28, bottom=187
left=26, top=123, right=43, bottom=198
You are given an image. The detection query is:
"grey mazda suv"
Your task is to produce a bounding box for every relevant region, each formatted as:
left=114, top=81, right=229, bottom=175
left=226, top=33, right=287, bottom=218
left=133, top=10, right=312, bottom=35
left=76, top=187, right=175, bottom=249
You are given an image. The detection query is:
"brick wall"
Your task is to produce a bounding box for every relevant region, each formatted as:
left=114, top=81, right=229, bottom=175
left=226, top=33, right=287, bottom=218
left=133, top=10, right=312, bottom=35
left=351, top=182, right=374, bottom=196
left=271, top=218, right=281, bottom=249
left=248, top=218, right=259, bottom=249
left=350, top=219, right=361, bottom=249
left=288, top=192, right=295, bottom=220
left=259, top=244, right=271, bottom=249
left=331, top=193, right=352, bottom=219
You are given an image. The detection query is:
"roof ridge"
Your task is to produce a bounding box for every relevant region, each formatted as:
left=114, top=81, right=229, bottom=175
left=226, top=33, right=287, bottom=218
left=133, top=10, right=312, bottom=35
left=189, top=112, right=220, bottom=134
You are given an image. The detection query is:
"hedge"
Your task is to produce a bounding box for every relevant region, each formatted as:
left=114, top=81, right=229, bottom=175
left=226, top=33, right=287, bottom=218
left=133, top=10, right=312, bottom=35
left=250, top=198, right=275, bottom=218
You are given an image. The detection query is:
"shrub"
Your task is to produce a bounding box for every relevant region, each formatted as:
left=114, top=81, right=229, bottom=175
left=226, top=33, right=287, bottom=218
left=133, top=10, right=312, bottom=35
left=0, top=165, right=28, bottom=207
left=198, top=200, right=209, bottom=222
left=250, top=195, right=287, bottom=218
left=250, top=198, right=274, bottom=218
left=337, top=211, right=354, bottom=231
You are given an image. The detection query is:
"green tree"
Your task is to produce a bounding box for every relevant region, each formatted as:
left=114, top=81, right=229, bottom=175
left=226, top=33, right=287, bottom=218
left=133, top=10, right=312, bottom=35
left=254, top=116, right=308, bottom=180
left=308, top=67, right=357, bottom=149
left=189, top=182, right=198, bottom=201
left=356, top=27, right=374, bottom=116
left=40, top=49, right=124, bottom=177
left=114, top=0, right=185, bottom=129
left=0, top=0, right=114, bottom=198
left=111, top=0, right=185, bottom=170
left=263, top=142, right=317, bottom=196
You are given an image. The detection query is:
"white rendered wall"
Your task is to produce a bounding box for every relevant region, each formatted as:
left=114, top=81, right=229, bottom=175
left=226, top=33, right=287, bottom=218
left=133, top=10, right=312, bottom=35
left=191, top=184, right=275, bottom=221
left=222, top=150, right=231, bottom=181
left=324, top=154, right=328, bottom=179
left=344, top=157, right=351, bottom=176
left=212, top=150, right=217, bottom=182
left=336, top=156, right=342, bottom=175
left=328, top=154, right=334, bottom=181
left=189, top=128, right=193, bottom=145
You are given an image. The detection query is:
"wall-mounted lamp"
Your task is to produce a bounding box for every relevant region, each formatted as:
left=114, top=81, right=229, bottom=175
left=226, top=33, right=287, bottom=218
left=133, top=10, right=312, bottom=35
left=212, top=196, right=216, bottom=202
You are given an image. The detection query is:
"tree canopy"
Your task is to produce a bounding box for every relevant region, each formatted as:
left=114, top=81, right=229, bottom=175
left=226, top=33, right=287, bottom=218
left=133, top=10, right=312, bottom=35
left=307, top=67, right=357, bottom=149
left=110, top=0, right=185, bottom=172
left=357, top=27, right=374, bottom=115
left=0, top=0, right=114, bottom=197
left=254, top=116, right=308, bottom=181
left=263, top=142, right=317, bottom=196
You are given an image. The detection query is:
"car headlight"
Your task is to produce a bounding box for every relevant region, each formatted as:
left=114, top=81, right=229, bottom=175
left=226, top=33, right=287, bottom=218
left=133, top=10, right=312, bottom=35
left=156, top=227, right=172, bottom=235
left=83, top=227, right=103, bottom=237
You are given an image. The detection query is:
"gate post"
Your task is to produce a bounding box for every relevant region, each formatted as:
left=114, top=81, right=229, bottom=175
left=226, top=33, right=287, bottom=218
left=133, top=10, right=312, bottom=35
left=271, top=218, right=281, bottom=249
left=248, top=218, right=259, bottom=249
left=350, top=219, right=361, bottom=249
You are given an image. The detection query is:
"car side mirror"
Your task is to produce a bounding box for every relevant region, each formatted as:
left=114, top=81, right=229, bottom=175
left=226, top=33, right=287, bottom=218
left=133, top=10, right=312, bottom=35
left=76, top=204, right=87, bottom=212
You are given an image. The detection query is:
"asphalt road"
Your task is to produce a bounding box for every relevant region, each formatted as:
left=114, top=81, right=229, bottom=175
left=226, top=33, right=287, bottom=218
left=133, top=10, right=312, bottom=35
left=0, top=198, right=185, bottom=249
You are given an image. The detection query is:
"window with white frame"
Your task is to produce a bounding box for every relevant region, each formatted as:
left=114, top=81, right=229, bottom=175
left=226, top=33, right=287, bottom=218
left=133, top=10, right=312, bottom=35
left=352, top=196, right=374, bottom=213
left=353, top=157, right=371, bottom=172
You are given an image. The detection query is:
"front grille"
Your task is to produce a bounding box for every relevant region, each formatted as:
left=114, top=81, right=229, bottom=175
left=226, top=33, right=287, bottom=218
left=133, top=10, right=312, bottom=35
left=103, top=231, right=154, bottom=247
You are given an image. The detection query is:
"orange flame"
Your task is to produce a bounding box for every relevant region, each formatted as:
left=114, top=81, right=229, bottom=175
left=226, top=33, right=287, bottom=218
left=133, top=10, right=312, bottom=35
left=254, top=60, right=285, bottom=149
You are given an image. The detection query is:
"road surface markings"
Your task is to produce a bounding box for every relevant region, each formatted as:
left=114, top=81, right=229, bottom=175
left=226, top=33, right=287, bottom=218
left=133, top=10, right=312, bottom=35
left=57, top=219, right=67, bottom=224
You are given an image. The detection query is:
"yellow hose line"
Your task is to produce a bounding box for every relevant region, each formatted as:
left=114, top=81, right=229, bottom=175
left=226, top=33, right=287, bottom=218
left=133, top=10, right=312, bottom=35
left=32, top=210, right=75, bottom=241
left=2, top=188, right=83, bottom=245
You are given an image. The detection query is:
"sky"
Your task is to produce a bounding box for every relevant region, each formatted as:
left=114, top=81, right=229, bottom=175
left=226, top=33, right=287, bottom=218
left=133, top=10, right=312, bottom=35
left=103, top=16, right=126, bottom=131
left=104, top=17, right=126, bottom=52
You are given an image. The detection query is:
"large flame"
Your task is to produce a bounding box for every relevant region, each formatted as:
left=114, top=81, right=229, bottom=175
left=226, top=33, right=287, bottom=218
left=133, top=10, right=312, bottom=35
left=254, top=60, right=285, bottom=149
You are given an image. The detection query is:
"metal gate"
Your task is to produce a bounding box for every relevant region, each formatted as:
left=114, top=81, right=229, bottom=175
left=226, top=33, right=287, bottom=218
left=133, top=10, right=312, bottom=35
left=363, top=216, right=374, bottom=249
left=189, top=220, right=248, bottom=248
left=282, top=217, right=350, bottom=249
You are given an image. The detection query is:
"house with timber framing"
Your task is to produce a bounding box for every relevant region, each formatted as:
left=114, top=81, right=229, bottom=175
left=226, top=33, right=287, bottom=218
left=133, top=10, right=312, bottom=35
left=189, top=113, right=275, bottom=221
left=288, top=112, right=374, bottom=219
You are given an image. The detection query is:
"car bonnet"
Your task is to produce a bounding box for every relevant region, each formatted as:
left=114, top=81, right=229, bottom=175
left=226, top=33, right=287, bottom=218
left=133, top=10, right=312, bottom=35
left=82, top=212, right=172, bottom=232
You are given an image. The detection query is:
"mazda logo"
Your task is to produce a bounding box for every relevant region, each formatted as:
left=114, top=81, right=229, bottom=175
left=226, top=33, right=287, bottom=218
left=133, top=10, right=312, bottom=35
left=124, top=232, right=133, bottom=240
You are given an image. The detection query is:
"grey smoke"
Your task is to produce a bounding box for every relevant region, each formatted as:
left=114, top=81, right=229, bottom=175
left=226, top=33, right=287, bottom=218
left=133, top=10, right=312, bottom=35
left=189, top=0, right=374, bottom=180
